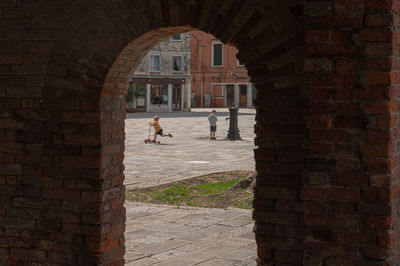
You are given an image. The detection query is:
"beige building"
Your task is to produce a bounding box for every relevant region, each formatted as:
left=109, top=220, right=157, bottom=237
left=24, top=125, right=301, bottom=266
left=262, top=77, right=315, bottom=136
left=130, top=33, right=191, bottom=112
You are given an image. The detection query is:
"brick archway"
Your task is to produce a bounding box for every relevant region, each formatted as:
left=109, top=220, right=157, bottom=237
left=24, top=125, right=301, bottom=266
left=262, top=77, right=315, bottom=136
left=1, top=0, right=399, bottom=265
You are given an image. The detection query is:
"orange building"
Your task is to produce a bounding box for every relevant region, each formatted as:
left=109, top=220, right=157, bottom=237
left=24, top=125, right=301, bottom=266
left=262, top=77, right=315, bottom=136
left=190, top=30, right=253, bottom=108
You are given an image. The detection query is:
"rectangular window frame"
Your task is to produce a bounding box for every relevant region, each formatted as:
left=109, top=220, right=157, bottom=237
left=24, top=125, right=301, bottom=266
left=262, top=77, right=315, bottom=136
left=172, top=55, right=184, bottom=73
left=149, top=54, right=161, bottom=72
left=212, top=41, right=223, bottom=67
left=172, top=34, right=182, bottom=41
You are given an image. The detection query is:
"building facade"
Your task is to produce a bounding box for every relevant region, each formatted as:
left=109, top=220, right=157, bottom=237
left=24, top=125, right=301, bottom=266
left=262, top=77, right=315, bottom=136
left=131, top=33, right=191, bottom=112
left=190, top=30, right=253, bottom=108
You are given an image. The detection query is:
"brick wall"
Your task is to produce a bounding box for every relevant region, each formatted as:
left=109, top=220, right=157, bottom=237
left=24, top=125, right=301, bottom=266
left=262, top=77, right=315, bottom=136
left=303, top=0, right=400, bottom=265
left=0, top=0, right=399, bottom=265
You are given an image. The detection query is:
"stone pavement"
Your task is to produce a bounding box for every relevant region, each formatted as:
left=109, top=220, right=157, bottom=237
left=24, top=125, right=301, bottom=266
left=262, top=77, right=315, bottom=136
left=124, top=108, right=256, bottom=188
left=125, top=202, right=256, bottom=265
left=124, top=108, right=257, bottom=265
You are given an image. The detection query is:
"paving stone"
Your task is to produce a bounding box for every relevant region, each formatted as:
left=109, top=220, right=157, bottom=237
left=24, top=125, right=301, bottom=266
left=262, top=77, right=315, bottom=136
left=125, top=202, right=256, bottom=265
left=151, top=249, right=188, bottom=261
left=219, top=249, right=257, bottom=261
left=153, top=257, right=199, bottom=266
left=209, top=209, right=248, bottom=220
left=174, top=242, right=213, bottom=252
left=124, top=251, right=150, bottom=263
left=176, top=242, right=243, bottom=261
left=175, top=224, right=235, bottom=242
left=167, top=224, right=205, bottom=235
left=135, top=239, right=190, bottom=255
left=195, top=258, right=250, bottom=266
left=127, top=257, right=161, bottom=266
left=218, top=215, right=253, bottom=227
left=220, top=224, right=254, bottom=238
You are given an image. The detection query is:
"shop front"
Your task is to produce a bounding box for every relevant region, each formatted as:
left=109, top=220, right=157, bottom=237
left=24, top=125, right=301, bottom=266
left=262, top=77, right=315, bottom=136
left=131, top=77, right=190, bottom=112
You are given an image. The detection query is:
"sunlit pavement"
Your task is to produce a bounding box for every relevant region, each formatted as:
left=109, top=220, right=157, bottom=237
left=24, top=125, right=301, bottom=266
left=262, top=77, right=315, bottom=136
left=124, top=108, right=256, bottom=188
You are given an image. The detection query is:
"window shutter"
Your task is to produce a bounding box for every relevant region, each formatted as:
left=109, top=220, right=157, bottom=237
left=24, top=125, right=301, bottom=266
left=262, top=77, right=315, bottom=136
left=150, top=55, right=155, bottom=72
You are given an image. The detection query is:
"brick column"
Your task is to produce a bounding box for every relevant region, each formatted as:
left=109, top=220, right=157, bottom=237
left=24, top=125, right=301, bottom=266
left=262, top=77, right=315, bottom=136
left=304, top=0, right=400, bottom=264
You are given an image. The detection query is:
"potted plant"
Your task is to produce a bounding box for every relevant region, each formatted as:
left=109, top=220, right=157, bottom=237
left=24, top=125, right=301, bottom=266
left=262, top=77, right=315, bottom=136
left=126, top=82, right=146, bottom=112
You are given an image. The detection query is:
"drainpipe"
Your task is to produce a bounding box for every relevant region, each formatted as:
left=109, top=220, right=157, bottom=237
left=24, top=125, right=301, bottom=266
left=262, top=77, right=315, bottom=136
left=201, top=77, right=204, bottom=108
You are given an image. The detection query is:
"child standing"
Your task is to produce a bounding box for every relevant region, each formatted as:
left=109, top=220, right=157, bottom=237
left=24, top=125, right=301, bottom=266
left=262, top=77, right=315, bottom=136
left=149, top=116, right=173, bottom=141
left=208, top=110, right=218, bottom=140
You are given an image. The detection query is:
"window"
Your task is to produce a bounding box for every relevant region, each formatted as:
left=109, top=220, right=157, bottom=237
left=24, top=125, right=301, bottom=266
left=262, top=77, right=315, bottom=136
left=149, top=54, right=161, bottom=72
left=212, top=42, right=223, bottom=67
left=172, top=34, right=182, bottom=41
left=172, top=55, right=183, bottom=72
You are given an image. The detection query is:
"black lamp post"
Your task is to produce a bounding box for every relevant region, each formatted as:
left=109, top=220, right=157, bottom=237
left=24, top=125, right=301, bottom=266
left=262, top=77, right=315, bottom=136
left=227, top=105, right=241, bottom=140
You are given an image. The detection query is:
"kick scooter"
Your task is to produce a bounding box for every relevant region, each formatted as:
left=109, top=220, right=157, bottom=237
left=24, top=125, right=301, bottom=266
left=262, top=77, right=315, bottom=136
left=144, top=124, right=160, bottom=144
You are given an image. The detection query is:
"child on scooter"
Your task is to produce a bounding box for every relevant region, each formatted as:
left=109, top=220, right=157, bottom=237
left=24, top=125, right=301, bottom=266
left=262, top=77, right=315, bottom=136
left=149, top=116, right=173, bottom=142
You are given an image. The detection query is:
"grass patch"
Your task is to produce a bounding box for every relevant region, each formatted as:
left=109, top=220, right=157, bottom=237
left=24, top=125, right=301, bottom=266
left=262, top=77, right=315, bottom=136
left=126, top=170, right=254, bottom=209
left=193, top=179, right=239, bottom=194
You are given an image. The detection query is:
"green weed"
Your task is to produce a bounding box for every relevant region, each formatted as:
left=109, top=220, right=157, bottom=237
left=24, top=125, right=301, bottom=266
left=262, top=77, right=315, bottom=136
left=193, top=179, right=239, bottom=194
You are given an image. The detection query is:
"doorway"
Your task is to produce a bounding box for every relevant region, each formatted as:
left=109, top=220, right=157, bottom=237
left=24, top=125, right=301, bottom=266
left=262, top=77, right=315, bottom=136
left=239, top=84, right=247, bottom=108
left=172, top=84, right=182, bottom=111
left=225, top=84, right=235, bottom=107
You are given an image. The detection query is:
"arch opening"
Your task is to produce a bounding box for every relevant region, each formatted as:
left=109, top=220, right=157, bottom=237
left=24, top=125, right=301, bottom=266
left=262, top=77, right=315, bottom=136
left=103, top=27, right=258, bottom=265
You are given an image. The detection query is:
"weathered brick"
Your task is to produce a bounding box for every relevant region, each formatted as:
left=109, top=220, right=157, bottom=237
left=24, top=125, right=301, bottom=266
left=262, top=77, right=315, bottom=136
left=3, top=7, right=24, bottom=18
left=0, top=142, right=23, bottom=153
left=304, top=201, right=330, bottom=214
left=306, top=116, right=332, bottom=129
left=364, top=72, right=398, bottom=86
left=364, top=100, right=398, bottom=114
left=335, top=116, right=365, bottom=128
left=366, top=217, right=394, bottom=229
left=360, top=143, right=393, bottom=157
left=0, top=164, right=22, bottom=175
left=362, top=158, right=394, bottom=173
left=22, top=30, right=58, bottom=41
left=333, top=172, right=368, bottom=186
left=358, top=29, right=395, bottom=42
left=304, top=214, right=359, bottom=228
left=366, top=0, right=396, bottom=11
left=358, top=202, right=392, bottom=216
left=336, top=58, right=358, bottom=73
left=303, top=187, right=331, bottom=200
left=361, top=245, right=391, bottom=260
left=10, top=248, right=46, bottom=262
left=334, top=0, right=364, bottom=13
left=365, top=13, right=393, bottom=27
left=6, top=87, right=42, bottom=97
left=304, top=58, right=333, bottom=72
left=62, top=111, right=100, bottom=124
left=0, top=52, right=22, bottom=63
left=306, top=29, right=332, bottom=44
left=62, top=223, right=110, bottom=236
left=332, top=188, right=360, bottom=201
